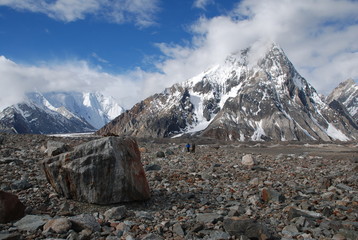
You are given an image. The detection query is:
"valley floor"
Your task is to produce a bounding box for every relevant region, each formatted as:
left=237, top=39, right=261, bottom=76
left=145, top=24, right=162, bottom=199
left=0, top=134, right=357, bottom=239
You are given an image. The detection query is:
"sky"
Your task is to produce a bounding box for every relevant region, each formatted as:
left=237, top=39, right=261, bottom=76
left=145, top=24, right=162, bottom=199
left=0, top=0, right=357, bottom=110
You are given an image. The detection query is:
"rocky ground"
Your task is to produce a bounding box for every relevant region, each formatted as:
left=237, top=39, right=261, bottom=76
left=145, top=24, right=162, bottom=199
left=0, top=133, right=357, bottom=240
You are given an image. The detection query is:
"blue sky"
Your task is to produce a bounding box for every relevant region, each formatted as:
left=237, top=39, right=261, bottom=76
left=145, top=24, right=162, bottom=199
left=0, top=0, right=357, bottom=109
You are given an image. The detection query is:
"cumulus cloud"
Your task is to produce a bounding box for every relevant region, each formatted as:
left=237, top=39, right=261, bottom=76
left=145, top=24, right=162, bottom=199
left=155, top=0, right=358, bottom=94
left=0, top=56, right=142, bottom=110
left=0, top=0, right=160, bottom=27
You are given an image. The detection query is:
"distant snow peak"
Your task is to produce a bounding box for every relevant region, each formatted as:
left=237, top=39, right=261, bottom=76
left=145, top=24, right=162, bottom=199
left=0, top=91, right=124, bottom=134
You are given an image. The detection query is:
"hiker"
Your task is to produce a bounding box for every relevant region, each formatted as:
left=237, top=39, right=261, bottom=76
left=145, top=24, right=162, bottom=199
left=186, top=143, right=191, bottom=152
left=191, top=143, right=196, bottom=153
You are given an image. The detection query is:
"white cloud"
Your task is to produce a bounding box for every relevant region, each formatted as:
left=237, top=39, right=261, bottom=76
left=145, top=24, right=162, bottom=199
left=193, top=0, right=214, bottom=9
left=153, top=0, right=358, bottom=94
left=0, top=0, right=160, bottom=27
left=0, top=56, right=143, bottom=110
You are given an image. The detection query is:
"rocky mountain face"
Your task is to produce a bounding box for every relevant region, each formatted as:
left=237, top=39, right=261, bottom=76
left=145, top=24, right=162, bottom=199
left=0, top=101, right=95, bottom=134
left=0, top=91, right=124, bottom=134
left=327, top=79, right=358, bottom=124
left=98, top=44, right=358, bottom=141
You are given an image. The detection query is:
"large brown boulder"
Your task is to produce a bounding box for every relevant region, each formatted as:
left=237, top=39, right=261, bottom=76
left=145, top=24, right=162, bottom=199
left=0, top=191, right=26, bottom=223
left=40, top=137, right=150, bottom=204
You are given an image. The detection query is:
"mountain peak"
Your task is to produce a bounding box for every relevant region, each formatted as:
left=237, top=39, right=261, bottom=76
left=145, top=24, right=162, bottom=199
left=98, top=45, right=358, bottom=141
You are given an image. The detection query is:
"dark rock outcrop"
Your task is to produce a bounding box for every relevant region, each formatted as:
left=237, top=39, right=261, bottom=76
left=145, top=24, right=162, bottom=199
left=40, top=137, right=150, bottom=204
left=0, top=191, right=26, bottom=223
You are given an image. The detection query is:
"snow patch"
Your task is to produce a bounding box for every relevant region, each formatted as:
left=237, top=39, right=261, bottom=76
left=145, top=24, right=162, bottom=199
left=326, top=123, right=349, bottom=141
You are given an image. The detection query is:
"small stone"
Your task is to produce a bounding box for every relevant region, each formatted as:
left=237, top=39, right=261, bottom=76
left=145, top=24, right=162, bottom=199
left=142, top=233, right=164, bottom=240
left=104, top=206, right=127, bottom=221
left=261, top=188, right=285, bottom=203
left=249, top=178, right=259, bottom=186
left=282, top=225, right=300, bottom=237
left=46, top=140, right=71, bottom=157
left=196, top=213, right=223, bottom=224
left=145, top=164, right=162, bottom=171
left=156, top=151, right=165, bottom=158
left=43, top=217, right=72, bottom=234
left=223, top=217, right=273, bottom=240
left=172, top=223, right=185, bottom=236
left=208, top=230, right=230, bottom=240
left=135, top=211, right=154, bottom=220
left=242, top=154, right=255, bottom=166
left=69, top=214, right=101, bottom=232
left=321, top=192, right=335, bottom=199
left=11, top=179, right=32, bottom=190
left=288, top=208, right=322, bottom=220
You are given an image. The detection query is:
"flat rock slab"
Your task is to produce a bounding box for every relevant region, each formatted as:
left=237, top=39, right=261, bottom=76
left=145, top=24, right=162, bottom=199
left=40, top=137, right=150, bottom=204
left=14, top=215, right=51, bottom=232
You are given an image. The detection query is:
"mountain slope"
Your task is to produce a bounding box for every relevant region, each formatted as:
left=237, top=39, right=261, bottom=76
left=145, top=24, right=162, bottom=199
left=27, top=91, right=124, bottom=129
left=0, top=101, right=95, bottom=134
left=97, top=44, right=358, bottom=141
left=327, top=79, right=358, bottom=123
left=0, top=91, right=124, bottom=134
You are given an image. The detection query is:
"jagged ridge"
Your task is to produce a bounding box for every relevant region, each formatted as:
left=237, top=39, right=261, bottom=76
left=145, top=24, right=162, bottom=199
left=97, top=44, right=358, bottom=141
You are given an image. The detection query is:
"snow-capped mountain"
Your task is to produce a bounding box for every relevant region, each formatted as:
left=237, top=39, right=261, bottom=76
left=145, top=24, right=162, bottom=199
left=0, top=91, right=124, bottom=134
left=327, top=79, right=358, bottom=124
left=0, top=101, right=95, bottom=134
left=97, top=44, right=358, bottom=141
left=27, top=91, right=124, bottom=129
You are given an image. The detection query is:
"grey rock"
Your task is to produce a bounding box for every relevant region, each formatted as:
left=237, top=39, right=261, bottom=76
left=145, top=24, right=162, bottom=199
left=104, top=206, right=127, bottom=221
left=172, top=222, right=185, bottom=236
left=145, top=164, right=162, bottom=171
left=0, top=232, right=22, bottom=240
left=46, top=140, right=71, bottom=157
left=288, top=208, right=322, bottom=220
left=142, top=233, right=164, bottom=240
left=40, top=137, right=150, bottom=204
left=11, top=179, right=32, bottom=190
left=282, top=225, right=300, bottom=237
left=196, top=213, right=223, bottom=224
left=223, top=217, right=273, bottom=240
left=135, top=211, right=154, bottom=220
left=207, top=230, right=231, bottom=240
left=14, top=215, right=51, bottom=232
left=336, top=183, right=353, bottom=192
left=69, top=214, right=101, bottom=232
left=0, top=191, right=26, bottom=224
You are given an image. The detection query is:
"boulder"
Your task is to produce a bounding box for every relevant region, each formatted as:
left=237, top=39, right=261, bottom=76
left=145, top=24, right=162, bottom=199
left=40, top=137, right=150, bottom=204
left=0, top=191, right=26, bottom=223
